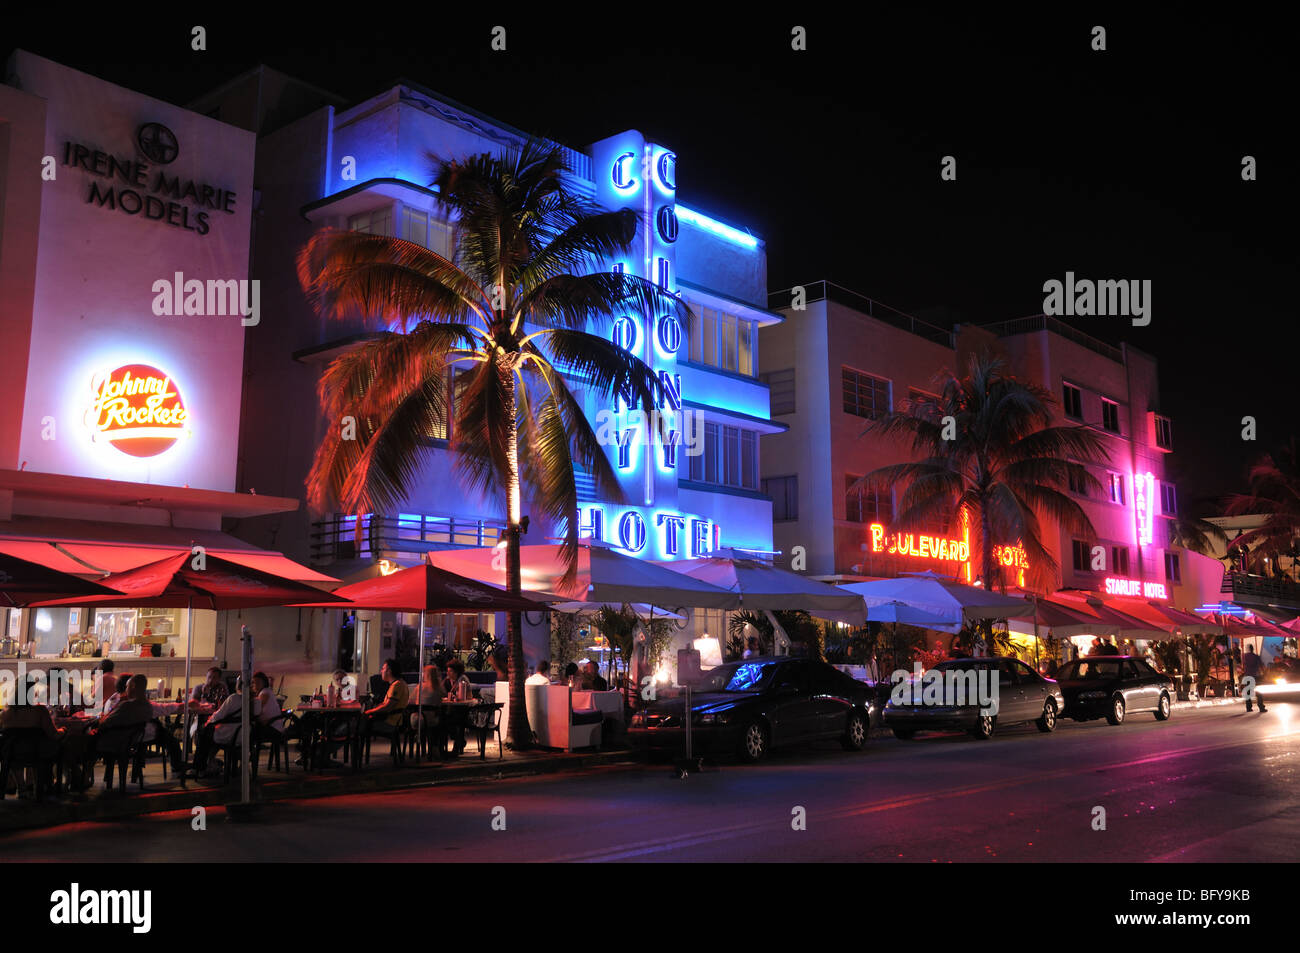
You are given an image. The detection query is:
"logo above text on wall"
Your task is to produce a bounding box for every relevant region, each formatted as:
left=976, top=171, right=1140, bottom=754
left=84, top=364, right=190, bottom=458
left=61, top=123, right=237, bottom=236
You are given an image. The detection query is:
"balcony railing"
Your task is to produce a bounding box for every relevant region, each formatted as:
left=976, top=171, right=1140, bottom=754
left=768, top=280, right=954, bottom=348
left=310, top=513, right=508, bottom=565
left=983, top=314, right=1124, bottom=364
left=1221, top=571, right=1300, bottom=611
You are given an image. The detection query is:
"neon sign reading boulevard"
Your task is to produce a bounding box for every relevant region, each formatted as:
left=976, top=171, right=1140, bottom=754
left=868, top=521, right=1030, bottom=585
left=61, top=139, right=237, bottom=236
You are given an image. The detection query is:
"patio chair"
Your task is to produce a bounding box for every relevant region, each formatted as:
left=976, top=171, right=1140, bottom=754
left=94, top=725, right=146, bottom=792
left=364, top=709, right=409, bottom=767
left=469, top=704, right=503, bottom=760
left=0, top=728, right=61, bottom=801
left=130, top=718, right=174, bottom=785
left=256, top=712, right=292, bottom=773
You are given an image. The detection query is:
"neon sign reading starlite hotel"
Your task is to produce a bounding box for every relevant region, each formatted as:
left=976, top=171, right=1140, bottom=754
left=575, top=138, right=720, bottom=559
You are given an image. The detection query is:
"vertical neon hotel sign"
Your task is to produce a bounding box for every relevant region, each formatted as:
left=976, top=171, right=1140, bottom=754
left=1134, top=470, right=1155, bottom=547
left=576, top=142, right=718, bottom=558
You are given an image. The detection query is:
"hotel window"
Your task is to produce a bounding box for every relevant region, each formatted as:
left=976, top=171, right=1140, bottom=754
left=1154, top=415, right=1173, bottom=450
left=738, top=321, right=756, bottom=376
left=763, top=475, right=798, bottom=521
left=684, top=301, right=758, bottom=378
left=1062, top=382, right=1083, bottom=419
left=1068, top=466, right=1089, bottom=497
left=762, top=368, right=796, bottom=415
left=687, top=422, right=757, bottom=490
left=1101, top=397, right=1121, bottom=434
left=1108, top=472, right=1125, bottom=505
left=842, top=367, right=891, bottom=419
left=1111, top=546, right=1130, bottom=576
left=1072, top=539, right=1092, bottom=572
left=1165, top=552, right=1182, bottom=584
left=348, top=206, right=393, bottom=237
left=845, top=475, right=892, bottom=524
left=1160, top=482, right=1177, bottom=515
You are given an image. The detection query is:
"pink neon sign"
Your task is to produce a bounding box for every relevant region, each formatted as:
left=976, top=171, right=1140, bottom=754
left=1134, top=471, right=1155, bottom=547
left=1104, top=577, right=1167, bottom=599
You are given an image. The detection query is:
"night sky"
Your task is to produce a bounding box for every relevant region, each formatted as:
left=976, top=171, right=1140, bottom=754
left=7, top=12, right=1293, bottom=508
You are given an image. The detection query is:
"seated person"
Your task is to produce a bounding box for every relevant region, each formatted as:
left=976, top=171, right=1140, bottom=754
left=584, top=660, right=608, bottom=692
left=564, top=662, right=580, bottom=687
left=410, top=665, right=444, bottom=754
left=85, top=674, right=152, bottom=781
left=331, top=669, right=357, bottom=704
left=445, top=660, right=473, bottom=700
left=0, top=674, right=64, bottom=795
left=363, top=659, right=409, bottom=744
left=192, top=667, right=229, bottom=706
left=100, top=673, right=131, bottom=717
left=252, top=672, right=285, bottom=732
left=526, top=660, right=551, bottom=686
left=191, top=678, right=247, bottom=776
left=91, top=660, right=116, bottom=711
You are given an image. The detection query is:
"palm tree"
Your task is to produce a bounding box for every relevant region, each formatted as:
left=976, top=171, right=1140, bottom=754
left=852, top=352, right=1112, bottom=649
left=297, top=141, right=685, bottom=749
left=1224, top=439, right=1300, bottom=578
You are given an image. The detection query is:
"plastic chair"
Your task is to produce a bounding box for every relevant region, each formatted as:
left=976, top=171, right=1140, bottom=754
left=253, top=716, right=291, bottom=774
left=94, top=725, right=146, bottom=792
left=364, top=709, right=408, bottom=767
left=0, top=728, right=61, bottom=800
left=471, top=705, right=504, bottom=760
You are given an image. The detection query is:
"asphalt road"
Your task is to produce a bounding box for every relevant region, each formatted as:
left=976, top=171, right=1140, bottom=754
left=4, top=703, right=1296, bottom=862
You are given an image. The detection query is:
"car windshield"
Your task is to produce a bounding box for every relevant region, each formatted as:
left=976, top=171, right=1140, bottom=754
left=1057, top=660, right=1123, bottom=680
left=701, top=661, right=779, bottom=693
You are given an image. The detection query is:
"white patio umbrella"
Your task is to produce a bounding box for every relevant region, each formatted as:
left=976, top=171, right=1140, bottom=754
left=657, top=549, right=867, bottom=623
left=838, top=570, right=1028, bottom=626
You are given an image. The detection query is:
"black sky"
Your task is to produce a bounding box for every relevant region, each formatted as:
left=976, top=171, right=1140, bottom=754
left=6, top=11, right=1295, bottom=508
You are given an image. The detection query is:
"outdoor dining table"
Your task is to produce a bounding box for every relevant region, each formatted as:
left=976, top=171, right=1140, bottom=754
left=294, top=703, right=366, bottom=772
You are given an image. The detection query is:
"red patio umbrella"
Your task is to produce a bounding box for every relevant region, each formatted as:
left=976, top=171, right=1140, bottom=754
left=291, top=562, right=551, bottom=711
left=30, top=551, right=346, bottom=761
left=0, top=551, right=124, bottom=607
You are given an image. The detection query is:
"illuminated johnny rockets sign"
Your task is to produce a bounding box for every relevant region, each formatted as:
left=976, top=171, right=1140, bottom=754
left=84, top=364, right=190, bottom=457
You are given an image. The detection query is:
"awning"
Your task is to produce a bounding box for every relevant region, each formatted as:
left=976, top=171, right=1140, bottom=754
left=0, top=519, right=336, bottom=586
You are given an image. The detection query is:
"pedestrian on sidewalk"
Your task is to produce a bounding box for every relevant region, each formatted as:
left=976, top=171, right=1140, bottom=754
left=1242, top=645, right=1268, bottom=713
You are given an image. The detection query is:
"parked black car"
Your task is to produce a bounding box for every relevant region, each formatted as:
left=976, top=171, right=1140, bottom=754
left=628, top=656, right=873, bottom=762
left=1055, top=656, right=1174, bottom=724
left=885, top=656, right=1065, bottom=740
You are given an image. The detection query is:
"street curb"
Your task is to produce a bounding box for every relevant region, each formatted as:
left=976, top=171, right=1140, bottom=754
left=0, top=749, right=647, bottom=834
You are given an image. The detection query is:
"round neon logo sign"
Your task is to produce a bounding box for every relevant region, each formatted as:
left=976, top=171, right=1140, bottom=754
left=86, top=364, right=190, bottom=457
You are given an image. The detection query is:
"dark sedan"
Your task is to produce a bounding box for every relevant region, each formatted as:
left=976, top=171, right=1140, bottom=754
left=1055, top=656, right=1174, bottom=724
left=628, top=656, right=873, bottom=762
left=884, top=656, right=1065, bottom=740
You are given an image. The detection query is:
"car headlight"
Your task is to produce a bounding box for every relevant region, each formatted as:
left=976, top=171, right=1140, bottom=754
left=695, top=712, right=729, bottom=725
left=631, top=712, right=646, bottom=726
left=1079, top=690, right=1106, bottom=699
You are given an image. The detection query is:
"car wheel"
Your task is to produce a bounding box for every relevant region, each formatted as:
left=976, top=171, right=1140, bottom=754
left=842, top=710, right=868, bottom=750
left=1105, top=695, right=1126, bottom=726
left=1036, top=698, right=1058, bottom=733
left=739, top=720, right=769, bottom=762
left=1154, top=692, right=1171, bottom=721
left=968, top=713, right=995, bottom=739
left=891, top=728, right=916, bottom=741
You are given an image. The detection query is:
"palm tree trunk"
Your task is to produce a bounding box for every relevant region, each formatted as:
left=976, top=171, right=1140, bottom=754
left=980, top=505, right=995, bottom=654
left=500, top=357, right=530, bottom=750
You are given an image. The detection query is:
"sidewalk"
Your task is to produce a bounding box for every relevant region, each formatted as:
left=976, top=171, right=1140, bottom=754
left=0, top=744, right=645, bottom=834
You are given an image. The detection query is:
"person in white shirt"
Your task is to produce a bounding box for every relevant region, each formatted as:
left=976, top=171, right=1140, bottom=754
left=100, top=673, right=129, bottom=717
left=252, top=672, right=284, bottom=732
left=191, top=678, right=245, bottom=775
left=526, top=660, right=551, bottom=685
